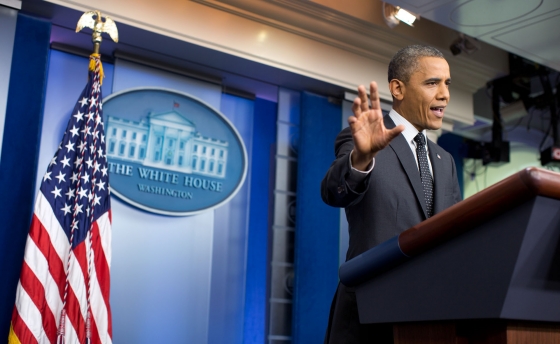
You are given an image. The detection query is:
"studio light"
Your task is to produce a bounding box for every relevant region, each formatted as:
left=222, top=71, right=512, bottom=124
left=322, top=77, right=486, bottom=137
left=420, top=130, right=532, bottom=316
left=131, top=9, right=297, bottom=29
left=394, top=7, right=416, bottom=26
left=383, top=2, right=418, bottom=28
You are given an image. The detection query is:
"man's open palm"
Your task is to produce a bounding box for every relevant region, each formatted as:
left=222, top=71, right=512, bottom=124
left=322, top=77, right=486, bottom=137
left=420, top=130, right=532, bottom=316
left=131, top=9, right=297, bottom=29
left=348, top=82, right=404, bottom=170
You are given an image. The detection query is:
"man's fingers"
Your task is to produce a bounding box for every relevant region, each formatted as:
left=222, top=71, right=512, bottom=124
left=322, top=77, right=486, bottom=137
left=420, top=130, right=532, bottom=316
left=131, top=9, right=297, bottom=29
left=386, top=124, right=405, bottom=142
left=369, top=81, right=381, bottom=112
left=357, top=85, right=369, bottom=113
left=351, top=97, right=362, bottom=119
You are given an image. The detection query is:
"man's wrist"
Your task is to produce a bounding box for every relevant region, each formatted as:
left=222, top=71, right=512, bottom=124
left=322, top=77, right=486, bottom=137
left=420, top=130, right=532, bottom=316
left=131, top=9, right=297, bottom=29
left=350, top=150, right=374, bottom=173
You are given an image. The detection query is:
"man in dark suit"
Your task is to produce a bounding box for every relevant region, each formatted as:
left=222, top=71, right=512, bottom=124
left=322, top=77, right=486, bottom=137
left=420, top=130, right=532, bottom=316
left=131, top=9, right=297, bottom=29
left=321, top=45, right=462, bottom=343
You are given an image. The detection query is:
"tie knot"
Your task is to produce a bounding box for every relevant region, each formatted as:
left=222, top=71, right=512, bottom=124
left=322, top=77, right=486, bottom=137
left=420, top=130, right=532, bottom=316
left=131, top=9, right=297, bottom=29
left=414, top=133, right=426, bottom=147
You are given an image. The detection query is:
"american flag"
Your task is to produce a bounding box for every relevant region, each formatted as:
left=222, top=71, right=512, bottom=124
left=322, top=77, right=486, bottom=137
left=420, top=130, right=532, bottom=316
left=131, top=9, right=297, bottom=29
left=9, top=55, right=112, bottom=344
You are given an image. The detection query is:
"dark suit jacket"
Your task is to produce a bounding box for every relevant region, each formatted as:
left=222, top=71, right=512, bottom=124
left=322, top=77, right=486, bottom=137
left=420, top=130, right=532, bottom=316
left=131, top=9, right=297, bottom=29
left=321, top=115, right=462, bottom=343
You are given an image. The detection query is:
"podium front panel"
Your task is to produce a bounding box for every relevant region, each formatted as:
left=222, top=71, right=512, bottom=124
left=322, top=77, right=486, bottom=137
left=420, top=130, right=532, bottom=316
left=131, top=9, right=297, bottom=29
left=356, top=196, right=560, bottom=324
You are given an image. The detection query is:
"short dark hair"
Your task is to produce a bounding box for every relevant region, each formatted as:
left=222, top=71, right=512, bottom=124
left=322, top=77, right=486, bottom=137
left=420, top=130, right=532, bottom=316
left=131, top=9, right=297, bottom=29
left=388, top=45, right=445, bottom=83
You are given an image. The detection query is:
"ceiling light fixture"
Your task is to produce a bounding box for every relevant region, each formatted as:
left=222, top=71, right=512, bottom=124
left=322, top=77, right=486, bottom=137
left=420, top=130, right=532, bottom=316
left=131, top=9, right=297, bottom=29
left=383, top=2, right=418, bottom=28
left=394, top=7, right=416, bottom=26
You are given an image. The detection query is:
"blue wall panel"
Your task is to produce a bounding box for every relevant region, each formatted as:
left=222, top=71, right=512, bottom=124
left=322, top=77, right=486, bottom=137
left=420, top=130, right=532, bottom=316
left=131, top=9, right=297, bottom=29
left=292, top=92, right=341, bottom=343
left=0, top=14, right=51, bottom=341
left=243, top=98, right=277, bottom=343
left=208, top=93, right=256, bottom=344
left=438, top=132, right=464, bottom=198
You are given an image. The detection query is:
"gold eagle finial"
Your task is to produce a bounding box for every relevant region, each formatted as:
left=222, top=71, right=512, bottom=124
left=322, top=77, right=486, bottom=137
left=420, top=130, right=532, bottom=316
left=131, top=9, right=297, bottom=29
left=76, top=10, right=119, bottom=54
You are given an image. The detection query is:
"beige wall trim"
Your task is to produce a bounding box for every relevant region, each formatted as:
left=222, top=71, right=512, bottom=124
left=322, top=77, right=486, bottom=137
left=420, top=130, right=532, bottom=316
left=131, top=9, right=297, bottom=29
left=47, top=0, right=484, bottom=125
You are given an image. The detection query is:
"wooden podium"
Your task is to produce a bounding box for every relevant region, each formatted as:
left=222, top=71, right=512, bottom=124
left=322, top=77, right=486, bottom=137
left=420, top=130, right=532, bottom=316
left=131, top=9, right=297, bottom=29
left=339, top=167, right=560, bottom=343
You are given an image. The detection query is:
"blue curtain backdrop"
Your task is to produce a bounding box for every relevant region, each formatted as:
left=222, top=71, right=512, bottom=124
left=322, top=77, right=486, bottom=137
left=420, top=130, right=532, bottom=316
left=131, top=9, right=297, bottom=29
left=243, top=98, right=277, bottom=343
left=0, top=14, right=51, bottom=341
left=292, top=92, right=341, bottom=343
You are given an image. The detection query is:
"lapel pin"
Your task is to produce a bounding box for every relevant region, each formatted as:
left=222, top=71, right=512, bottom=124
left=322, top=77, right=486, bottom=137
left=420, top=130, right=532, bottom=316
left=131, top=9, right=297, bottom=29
left=437, top=154, right=441, bottom=159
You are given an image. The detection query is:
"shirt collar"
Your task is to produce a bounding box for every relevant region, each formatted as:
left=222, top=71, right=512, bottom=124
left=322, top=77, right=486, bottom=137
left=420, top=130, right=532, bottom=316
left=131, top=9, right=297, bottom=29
left=388, top=109, right=426, bottom=147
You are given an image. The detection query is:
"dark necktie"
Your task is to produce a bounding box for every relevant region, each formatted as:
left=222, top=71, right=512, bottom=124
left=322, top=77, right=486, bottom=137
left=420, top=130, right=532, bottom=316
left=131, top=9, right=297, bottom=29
left=414, top=133, right=434, bottom=218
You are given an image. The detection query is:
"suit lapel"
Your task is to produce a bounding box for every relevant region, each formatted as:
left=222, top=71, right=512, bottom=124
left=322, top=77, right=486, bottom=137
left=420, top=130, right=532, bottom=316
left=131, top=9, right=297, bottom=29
left=384, top=116, right=428, bottom=218
left=428, top=141, right=446, bottom=214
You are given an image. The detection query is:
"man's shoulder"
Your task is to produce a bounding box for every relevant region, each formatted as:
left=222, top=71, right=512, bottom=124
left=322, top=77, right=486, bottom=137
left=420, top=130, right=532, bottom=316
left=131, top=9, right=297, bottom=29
left=428, top=138, right=452, bottom=156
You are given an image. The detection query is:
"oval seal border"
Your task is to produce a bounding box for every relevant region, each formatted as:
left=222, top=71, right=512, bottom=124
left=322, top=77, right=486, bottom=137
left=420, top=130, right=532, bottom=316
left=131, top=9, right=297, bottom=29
left=102, top=87, right=248, bottom=216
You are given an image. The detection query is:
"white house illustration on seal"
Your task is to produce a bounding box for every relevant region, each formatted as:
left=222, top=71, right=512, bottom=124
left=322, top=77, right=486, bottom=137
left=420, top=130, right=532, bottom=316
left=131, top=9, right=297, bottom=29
left=106, top=110, right=228, bottom=178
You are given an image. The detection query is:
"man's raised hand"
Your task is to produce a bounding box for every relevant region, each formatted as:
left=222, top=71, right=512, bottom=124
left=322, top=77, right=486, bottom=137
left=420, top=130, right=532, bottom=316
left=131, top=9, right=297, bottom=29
left=348, top=82, right=404, bottom=171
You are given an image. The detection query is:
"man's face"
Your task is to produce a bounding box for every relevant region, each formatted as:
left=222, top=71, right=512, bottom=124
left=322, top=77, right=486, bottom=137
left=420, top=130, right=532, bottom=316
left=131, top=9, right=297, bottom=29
left=397, top=57, right=451, bottom=132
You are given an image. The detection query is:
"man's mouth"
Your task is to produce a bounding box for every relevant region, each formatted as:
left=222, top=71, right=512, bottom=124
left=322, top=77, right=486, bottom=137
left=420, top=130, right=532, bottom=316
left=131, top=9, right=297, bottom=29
left=430, top=106, right=445, bottom=118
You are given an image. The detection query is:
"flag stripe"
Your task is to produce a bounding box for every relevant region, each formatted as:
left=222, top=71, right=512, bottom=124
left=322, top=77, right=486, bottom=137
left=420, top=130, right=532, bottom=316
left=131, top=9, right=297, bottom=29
left=13, top=283, right=42, bottom=344
left=96, top=211, right=112, bottom=268
left=93, top=217, right=111, bottom=306
left=25, top=227, right=64, bottom=312
left=91, top=220, right=112, bottom=340
left=89, top=312, right=102, bottom=344
left=66, top=245, right=89, bottom=341
left=66, top=283, right=86, bottom=342
left=33, top=192, right=70, bottom=263
left=20, top=260, right=57, bottom=343
left=9, top=308, right=36, bottom=344
left=72, top=236, right=89, bottom=289
left=23, top=241, right=64, bottom=342
left=27, top=216, right=66, bottom=302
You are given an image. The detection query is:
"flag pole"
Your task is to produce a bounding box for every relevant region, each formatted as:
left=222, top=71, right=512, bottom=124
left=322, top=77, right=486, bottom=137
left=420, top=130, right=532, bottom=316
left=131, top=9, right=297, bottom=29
left=76, top=10, right=119, bottom=85
left=76, top=10, right=119, bottom=55
left=57, top=11, right=119, bottom=344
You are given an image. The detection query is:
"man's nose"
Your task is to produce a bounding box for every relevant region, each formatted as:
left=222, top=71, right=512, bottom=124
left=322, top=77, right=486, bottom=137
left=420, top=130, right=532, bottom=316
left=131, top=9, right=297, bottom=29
left=437, top=84, right=450, bottom=101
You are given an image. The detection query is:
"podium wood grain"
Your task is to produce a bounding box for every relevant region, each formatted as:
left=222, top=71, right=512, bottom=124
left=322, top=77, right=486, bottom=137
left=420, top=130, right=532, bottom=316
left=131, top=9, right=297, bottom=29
left=393, top=320, right=560, bottom=344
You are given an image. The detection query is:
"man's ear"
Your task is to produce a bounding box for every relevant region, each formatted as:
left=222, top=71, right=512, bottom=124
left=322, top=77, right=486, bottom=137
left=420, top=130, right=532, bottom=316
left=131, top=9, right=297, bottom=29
left=389, top=79, right=404, bottom=101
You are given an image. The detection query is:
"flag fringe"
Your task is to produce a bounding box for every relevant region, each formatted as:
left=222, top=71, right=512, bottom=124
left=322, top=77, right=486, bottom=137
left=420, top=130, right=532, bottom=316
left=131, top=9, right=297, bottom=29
left=89, top=53, right=104, bottom=85
left=57, top=309, right=66, bottom=344
left=8, top=324, right=21, bottom=344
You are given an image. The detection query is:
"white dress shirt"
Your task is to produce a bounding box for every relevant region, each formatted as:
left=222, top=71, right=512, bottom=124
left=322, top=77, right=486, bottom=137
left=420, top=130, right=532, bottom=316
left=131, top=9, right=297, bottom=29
left=387, top=109, right=433, bottom=175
